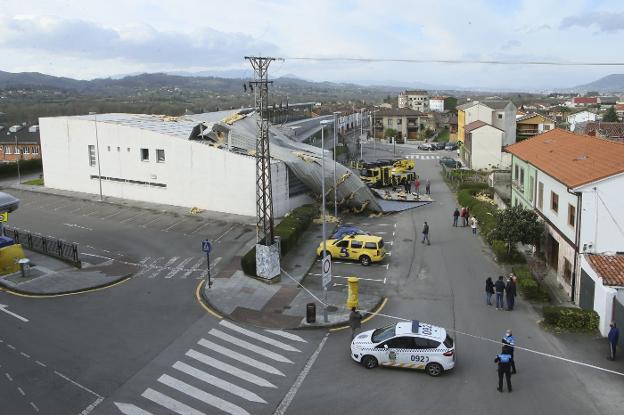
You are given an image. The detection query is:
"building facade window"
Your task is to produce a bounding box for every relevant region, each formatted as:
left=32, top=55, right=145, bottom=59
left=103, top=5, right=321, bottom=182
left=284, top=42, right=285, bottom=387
left=140, top=148, right=149, bottom=161
left=33, top=146, right=39, bottom=154
left=88, top=145, right=96, bottom=166
left=538, top=182, right=543, bottom=209
left=156, top=149, right=165, bottom=163
left=23, top=146, right=30, bottom=154
left=520, top=168, right=525, bottom=186
left=514, top=164, right=518, bottom=179
left=551, top=191, right=559, bottom=213
left=568, top=204, right=576, bottom=227
left=5, top=146, right=11, bottom=155
left=498, top=113, right=503, bottom=119
left=528, top=178, right=534, bottom=202
left=544, top=125, right=551, bottom=131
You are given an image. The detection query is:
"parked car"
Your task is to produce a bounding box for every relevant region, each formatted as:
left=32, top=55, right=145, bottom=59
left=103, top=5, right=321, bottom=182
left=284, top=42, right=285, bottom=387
left=417, top=143, right=435, bottom=151
left=439, top=157, right=462, bottom=168
left=432, top=142, right=446, bottom=150
left=444, top=142, right=458, bottom=151
left=317, top=234, right=385, bottom=266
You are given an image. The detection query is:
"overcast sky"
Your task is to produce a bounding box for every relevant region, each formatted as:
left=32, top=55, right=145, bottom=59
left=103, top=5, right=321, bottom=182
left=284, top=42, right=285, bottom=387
left=1, top=0, right=623, bottom=89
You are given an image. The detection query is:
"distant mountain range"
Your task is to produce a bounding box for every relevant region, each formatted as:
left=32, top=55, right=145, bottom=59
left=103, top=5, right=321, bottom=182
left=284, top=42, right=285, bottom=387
left=570, top=74, right=624, bottom=93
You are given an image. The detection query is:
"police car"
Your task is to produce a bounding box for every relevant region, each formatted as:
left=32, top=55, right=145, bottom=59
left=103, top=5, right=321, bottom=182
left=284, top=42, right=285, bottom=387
left=350, top=320, right=455, bottom=377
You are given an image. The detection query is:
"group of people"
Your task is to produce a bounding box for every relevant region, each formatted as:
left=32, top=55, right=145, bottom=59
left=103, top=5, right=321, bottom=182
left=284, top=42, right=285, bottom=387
left=453, top=207, right=478, bottom=235
left=404, top=177, right=431, bottom=196
left=486, top=274, right=517, bottom=310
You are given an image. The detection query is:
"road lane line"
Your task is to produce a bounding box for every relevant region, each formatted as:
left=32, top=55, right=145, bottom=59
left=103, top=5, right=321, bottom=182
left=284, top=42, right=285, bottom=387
left=148, top=257, right=177, bottom=278
left=53, top=370, right=101, bottom=397
left=215, top=225, right=235, bottom=243
left=273, top=333, right=330, bottom=415
left=197, top=339, right=285, bottom=375
left=219, top=320, right=301, bottom=352
left=141, top=216, right=161, bottom=228
left=35, top=360, right=46, bottom=367
left=30, top=402, right=39, bottom=412
left=142, top=388, right=205, bottom=415
left=310, top=273, right=384, bottom=283
left=18, top=386, right=25, bottom=396
left=208, top=329, right=293, bottom=363
left=6, top=372, right=13, bottom=381
left=114, top=402, right=154, bottom=415
left=264, top=330, right=308, bottom=343
left=173, top=361, right=266, bottom=403
left=100, top=210, right=122, bottom=220
left=157, top=375, right=251, bottom=415
left=186, top=349, right=276, bottom=388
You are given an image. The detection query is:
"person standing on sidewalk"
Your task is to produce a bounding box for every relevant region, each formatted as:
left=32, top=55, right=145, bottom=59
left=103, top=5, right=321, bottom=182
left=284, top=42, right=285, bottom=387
left=422, top=221, right=430, bottom=245
left=460, top=207, right=466, bottom=226
left=453, top=208, right=460, bottom=227
left=494, top=276, right=506, bottom=310
left=470, top=216, right=478, bottom=235
left=425, top=178, right=431, bottom=195
left=608, top=322, right=619, bottom=361
left=495, top=345, right=513, bottom=392
left=506, top=277, right=517, bottom=311
left=464, top=207, right=471, bottom=227
left=502, top=330, right=517, bottom=374
left=415, top=177, right=421, bottom=195
left=349, top=307, right=363, bottom=340
left=485, top=277, right=494, bottom=305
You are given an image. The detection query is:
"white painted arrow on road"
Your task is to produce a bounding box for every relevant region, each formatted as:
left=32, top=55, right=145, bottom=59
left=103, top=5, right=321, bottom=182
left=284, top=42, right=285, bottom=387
left=0, top=304, right=28, bottom=322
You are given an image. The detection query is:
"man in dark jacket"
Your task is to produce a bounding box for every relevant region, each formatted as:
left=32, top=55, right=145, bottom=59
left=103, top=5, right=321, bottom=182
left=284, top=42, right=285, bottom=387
left=422, top=222, right=430, bottom=245
left=506, top=277, right=517, bottom=311
left=485, top=277, right=494, bottom=305
left=453, top=208, right=460, bottom=227
left=608, top=322, right=620, bottom=361
left=494, top=276, right=506, bottom=310
left=495, top=346, right=513, bottom=392
left=349, top=307, right=363, bottom=340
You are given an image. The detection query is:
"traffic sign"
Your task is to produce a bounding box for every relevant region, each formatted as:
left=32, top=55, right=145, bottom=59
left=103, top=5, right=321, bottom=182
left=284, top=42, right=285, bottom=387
left=201, top=240, right=212, bottom=253
left=321, top=254, right=332, bottom=288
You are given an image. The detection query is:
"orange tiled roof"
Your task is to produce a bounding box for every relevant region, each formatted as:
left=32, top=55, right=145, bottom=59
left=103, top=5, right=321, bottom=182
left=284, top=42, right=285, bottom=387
left=505, top=129, right=624, bottom=188
left=586, top=255, right=624, bottom=286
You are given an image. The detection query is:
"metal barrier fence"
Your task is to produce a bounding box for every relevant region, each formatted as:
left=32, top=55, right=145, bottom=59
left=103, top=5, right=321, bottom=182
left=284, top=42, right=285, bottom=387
left=2, top=226, right=81, bottom=267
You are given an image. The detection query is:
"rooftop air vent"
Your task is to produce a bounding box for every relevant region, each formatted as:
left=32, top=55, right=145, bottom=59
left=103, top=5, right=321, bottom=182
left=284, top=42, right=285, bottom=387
left=543, top=139, right=553, bottom=144
left=574, top=155, right=588, bottom=161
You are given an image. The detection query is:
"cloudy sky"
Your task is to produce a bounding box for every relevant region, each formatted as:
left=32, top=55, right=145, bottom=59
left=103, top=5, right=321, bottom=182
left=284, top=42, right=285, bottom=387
left=1, top=0, right=623, bottom=89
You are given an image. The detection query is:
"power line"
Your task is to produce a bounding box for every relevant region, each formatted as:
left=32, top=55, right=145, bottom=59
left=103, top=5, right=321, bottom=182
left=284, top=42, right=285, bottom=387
left=281, top=56, right=624, bottom=66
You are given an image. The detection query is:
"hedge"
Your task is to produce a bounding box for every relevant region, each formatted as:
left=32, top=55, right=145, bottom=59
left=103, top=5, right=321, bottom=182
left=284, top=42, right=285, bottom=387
left=457, top=186, right=498, bottom=241
left=513, top=264, right=550, bottom=302
left=542, top=306, right=599, bottom=331
left=0, top=159, right=42, bottom=178
left=241, top=204, right=319, bottom=277
left=492, top=240, right=526, bottom=264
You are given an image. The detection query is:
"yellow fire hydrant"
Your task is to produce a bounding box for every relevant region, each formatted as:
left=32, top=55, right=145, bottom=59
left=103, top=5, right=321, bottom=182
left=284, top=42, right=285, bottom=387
left=347, top=277, right=359, bottom=309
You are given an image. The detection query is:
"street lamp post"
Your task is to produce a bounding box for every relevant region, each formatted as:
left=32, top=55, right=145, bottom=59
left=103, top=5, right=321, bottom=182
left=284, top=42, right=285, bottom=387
left=332, top=111, right=340, bottom=219
left=93, top=113, right=103, bottom=201
left=320, top=119, right=333, bottom=323
left=360, top=108, right=364, bottom=161
left=14, top=135, right=21, bottom=185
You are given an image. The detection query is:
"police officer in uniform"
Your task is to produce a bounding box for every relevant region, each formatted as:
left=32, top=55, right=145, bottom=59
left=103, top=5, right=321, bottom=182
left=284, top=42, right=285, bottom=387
left=495, top=346, right=513, bottom=392
left=502, top=330, right=517, bottom=374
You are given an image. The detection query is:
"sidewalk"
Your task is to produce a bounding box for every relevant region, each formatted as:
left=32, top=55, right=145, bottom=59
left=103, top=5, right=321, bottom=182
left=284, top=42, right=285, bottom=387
left=202, top=223, right=384, bottom=329
left=0, top=249, right=138, bottom=295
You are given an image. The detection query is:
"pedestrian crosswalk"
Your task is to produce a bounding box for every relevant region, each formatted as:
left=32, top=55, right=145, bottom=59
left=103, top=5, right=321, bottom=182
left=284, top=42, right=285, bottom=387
left=404, top=154, right=441, bottom=160
left=134, top=256, right=218, bottom=280
left=113, top=320, right=309, bottom=415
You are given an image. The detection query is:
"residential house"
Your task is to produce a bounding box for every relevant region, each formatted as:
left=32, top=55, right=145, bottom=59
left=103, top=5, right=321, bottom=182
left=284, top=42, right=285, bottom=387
left=398, top=90, right=429, bottom=112
left=373, top=108, right=426, bottom=140
left=615, top=104, right=624, bottom=121
left=567, top=110, right=597, bottom=132
left=598, top=96, right=618, bottom=106
left=462, top=121, right=509, bottom=170
left=506, top=129, right=624, bottom=331
left=575, top=122, right=624, bottom=142
left=0, top=124, right=41, bottom=162
left=429, top=96, right=445, bottom=112
left=456, top=99, right=517, bottom=146
left=516, top=113, right=556, bottom=140
left=571, top=96, right=598, bottom=107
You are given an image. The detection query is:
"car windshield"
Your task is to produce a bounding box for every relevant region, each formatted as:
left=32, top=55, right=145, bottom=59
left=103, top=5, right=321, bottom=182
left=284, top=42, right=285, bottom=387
left=371, top=325, right=396, bottom=343
left=444, top=334, right=454, bottom=348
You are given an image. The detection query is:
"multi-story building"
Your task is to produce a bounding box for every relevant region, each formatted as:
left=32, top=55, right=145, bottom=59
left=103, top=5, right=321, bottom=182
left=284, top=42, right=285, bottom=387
left=398, top=90, right=429, bottom=112
left=516, top=113, right=555, bottom=140
left=373, top=108, right=427, bottom=140
left=0, top=124, right=41, bottom=162
left=506, top=129, right=624, bottom=336
left=567, top=110, right=597, bottom=132
left=571, top=96, right=598, bottom=107
left=429, top=96, right=445, bottom=112
left=456, top=100, right=517, bottom=145
left=462, top=121, right=509, bottom=170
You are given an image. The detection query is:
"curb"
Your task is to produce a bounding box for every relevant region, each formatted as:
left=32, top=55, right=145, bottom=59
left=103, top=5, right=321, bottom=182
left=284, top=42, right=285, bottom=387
left=0, top=273, right=133, bottom=297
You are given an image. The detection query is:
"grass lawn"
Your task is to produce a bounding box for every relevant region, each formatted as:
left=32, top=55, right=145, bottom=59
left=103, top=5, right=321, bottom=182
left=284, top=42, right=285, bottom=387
left=23, top=178, right=44, bottom=186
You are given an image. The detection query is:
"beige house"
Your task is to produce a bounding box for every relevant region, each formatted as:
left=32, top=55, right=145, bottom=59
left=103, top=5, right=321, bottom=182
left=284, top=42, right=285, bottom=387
left=398, top=90, right=429, bottom=112
left=373, top=108, right=428, bottom=140
left=463, top=120, right=510, bottom=170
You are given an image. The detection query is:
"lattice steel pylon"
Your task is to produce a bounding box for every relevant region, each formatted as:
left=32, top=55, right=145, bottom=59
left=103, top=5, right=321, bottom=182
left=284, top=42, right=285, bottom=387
left=246, top=56, right=280, bottom=280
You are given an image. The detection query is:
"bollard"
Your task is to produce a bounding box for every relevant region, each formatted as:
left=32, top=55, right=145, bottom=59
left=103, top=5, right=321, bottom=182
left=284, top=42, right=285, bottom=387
left=306, top=303, right=316, bottom=324
left=347, top=276, right=359, bottom=309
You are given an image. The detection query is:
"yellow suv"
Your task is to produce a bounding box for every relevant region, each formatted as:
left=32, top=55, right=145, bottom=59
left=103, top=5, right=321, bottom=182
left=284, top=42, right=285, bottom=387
left=316, top=235, right=385, bottom=266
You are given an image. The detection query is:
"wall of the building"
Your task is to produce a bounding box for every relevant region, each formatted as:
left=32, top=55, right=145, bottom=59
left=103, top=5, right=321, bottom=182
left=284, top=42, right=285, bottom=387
left=580, top=255, right=617, bottom=337
left=0, top=144, right=41, bottom=161
left=536, top=171, right=578, bottom=244
left=430, top=99, right=444, bottom=112
left=457, top=110, right=465, bottom=143
left=510, top=156, right=536, bottom=209
left=491, top=104, right=517, bottom=146
left=40, top=117, right=300, bottom=218
left=568, top=112, right=597, bottom=131
left=464, top=104, right=494, bottom=127
left=468, top=126, right=504, bottom=171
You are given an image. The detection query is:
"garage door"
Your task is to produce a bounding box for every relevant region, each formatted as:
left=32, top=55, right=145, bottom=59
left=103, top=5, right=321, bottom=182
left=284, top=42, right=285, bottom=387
left=579, top=270, right=595, bottom=311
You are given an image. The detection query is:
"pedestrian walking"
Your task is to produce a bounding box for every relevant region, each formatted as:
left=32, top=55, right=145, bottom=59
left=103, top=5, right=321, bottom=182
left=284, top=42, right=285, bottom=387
left=349, top=307, right=363, bottom=340
left=494, top=276, right=506, bottom=310
left=464, top=207, right=471, bottom=227
left=502, top=330, right=517, bottom=374
left=415, top=178, right=421, bottom=195
left=608, top=322, right=620, bottom=361
left=421, top=221, right=430, bottom=245
left=425, top=178, right=431, bottom=195
left=495, top=345, right=513, bottom=392
left=460, top=207, right=466, bottom=227
left=506, top=276, right=517, bottom=311
left=404, top=181, right=411, bottom=194
left=470, top=216, right=478, bottom=235
left=485, top=277, right=494, bottom=305
left=453, top=208, right=460, bottom=227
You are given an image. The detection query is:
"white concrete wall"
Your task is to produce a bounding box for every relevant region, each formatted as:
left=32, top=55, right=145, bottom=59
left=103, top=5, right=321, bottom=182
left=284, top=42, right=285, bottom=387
left=464, top=103, right=494, bottom=125
left=580, top=255, right=617, bottom=337
left=577, top=173, right=624, bottom=253
left=430, top=99, right=444, bottom=112
left=492, top=103, right=517, bottom=146
left=567, top=111, right=597, bottom=131
left=536, top=171, right=578, bottom=244
left=469, top=125, right=504, bottom=170
left=40, top=116, right=300, bottom=218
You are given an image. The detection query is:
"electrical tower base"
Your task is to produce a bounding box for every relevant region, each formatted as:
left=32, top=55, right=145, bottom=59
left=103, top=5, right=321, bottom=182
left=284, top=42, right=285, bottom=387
left=256, top=242, right=281, bottom=281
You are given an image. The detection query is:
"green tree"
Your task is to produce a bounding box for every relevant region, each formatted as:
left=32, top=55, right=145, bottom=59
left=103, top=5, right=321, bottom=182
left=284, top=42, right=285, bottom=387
left=384, top=128, right=398, bottom=138
left=585, top=91, right=599, bottom=97
left=603, top=106, right=618, bottom=122
left=490, top=206, right=544, bottom=254
left=444, top=97, right=457, bottom=112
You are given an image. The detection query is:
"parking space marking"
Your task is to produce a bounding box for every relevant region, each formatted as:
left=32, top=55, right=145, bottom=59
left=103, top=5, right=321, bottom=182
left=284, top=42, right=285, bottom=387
left=67, top=206, right=84, bottom=214
left=141, top=216, right=161, bottom=228
left=52, top=203, right=73, bottom=212
left=119, top=211, right=145, bottom=224
left=189, top=221, right=212, bottom=235
left=100, top=210, right=122, bottom=220
left=163, top=218, right=187, bottom=232
left=310, top=273, right=385, bottom=283
left=215, top=225, right=235, bottom=243
left=83, top=209, right=101, bottom=217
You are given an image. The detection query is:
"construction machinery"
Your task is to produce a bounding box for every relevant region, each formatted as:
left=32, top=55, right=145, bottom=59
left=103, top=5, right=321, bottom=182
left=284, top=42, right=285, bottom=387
left=358, top=159, right=416, bottom=188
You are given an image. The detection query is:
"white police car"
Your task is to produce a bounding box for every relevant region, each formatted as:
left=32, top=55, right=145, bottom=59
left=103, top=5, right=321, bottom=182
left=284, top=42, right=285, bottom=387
left=350, top=320, right=455, bottom=377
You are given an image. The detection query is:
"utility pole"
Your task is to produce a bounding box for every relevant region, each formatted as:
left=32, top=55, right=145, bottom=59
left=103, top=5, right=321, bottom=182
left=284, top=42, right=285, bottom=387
left=360, top=108, right=364, bottom=161
left=246, top=56, right=280, bottom=281
left=332, top=111, right=340, bottom=219
left=93, top=114, right=103, bottom=201
left=14, top=135, right=21, bottom=185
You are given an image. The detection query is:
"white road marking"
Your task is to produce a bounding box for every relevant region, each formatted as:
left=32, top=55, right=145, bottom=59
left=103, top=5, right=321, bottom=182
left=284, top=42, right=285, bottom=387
left=7, top=344, right=16, bottom=350
left=310, top=273, right=385, bottom=283
left=148, top=257, right=178, bottom=278
left=273, top=333, right=330, bottom=415
left=189, top=221, right=212, bottom=235
left=6, top=372, right=13, bottom=381
left=119, top=212, right=144, bottom=224
left=197, top=339, right=284, bottom=376
left=165, top=257, right=193, bottom=278
left=100, top=210, right=122, bottom=220
left=114, top=402, right=154, bottom=415
left=264, top=330, right=307, bottom=343
left=35, top=360, right=46, bottom=367
left=173, top=361, right=266, bottom=403
left=385, top=241, right=393, bottom=245
left=164, top=218, right=187, bottom=232
left=182, top=258, right=205, bottom=279
left=141, top=216, right=161, bottom=228
left=0, top=304, right=28, bottom=322
left=208, top=329, right=293, bottom=364
left=158, top=374, right=251, bottom=415
left=30, top=402, right=39, bottom=412
left=63, top=223, right=93, bottom=231
left=18, top=386, right=25, bottom=396
left=376, top=224, right=391, bottom=227
left=215, top=225, right=235, bottom=243
left=219, top=320, right=301, bottom=352
left=186, top=349, right=276, bottom=388
left=53, top=370, right=101, bottom=397
left=52, top=203, right=72, bottom=211
left=375, top=231, right=388, bottom=235
left=142, top=388, right=205, bottom=415
left=80, top=396, right=104, bottom=415
left=20, top=352, right=30, bottom=358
